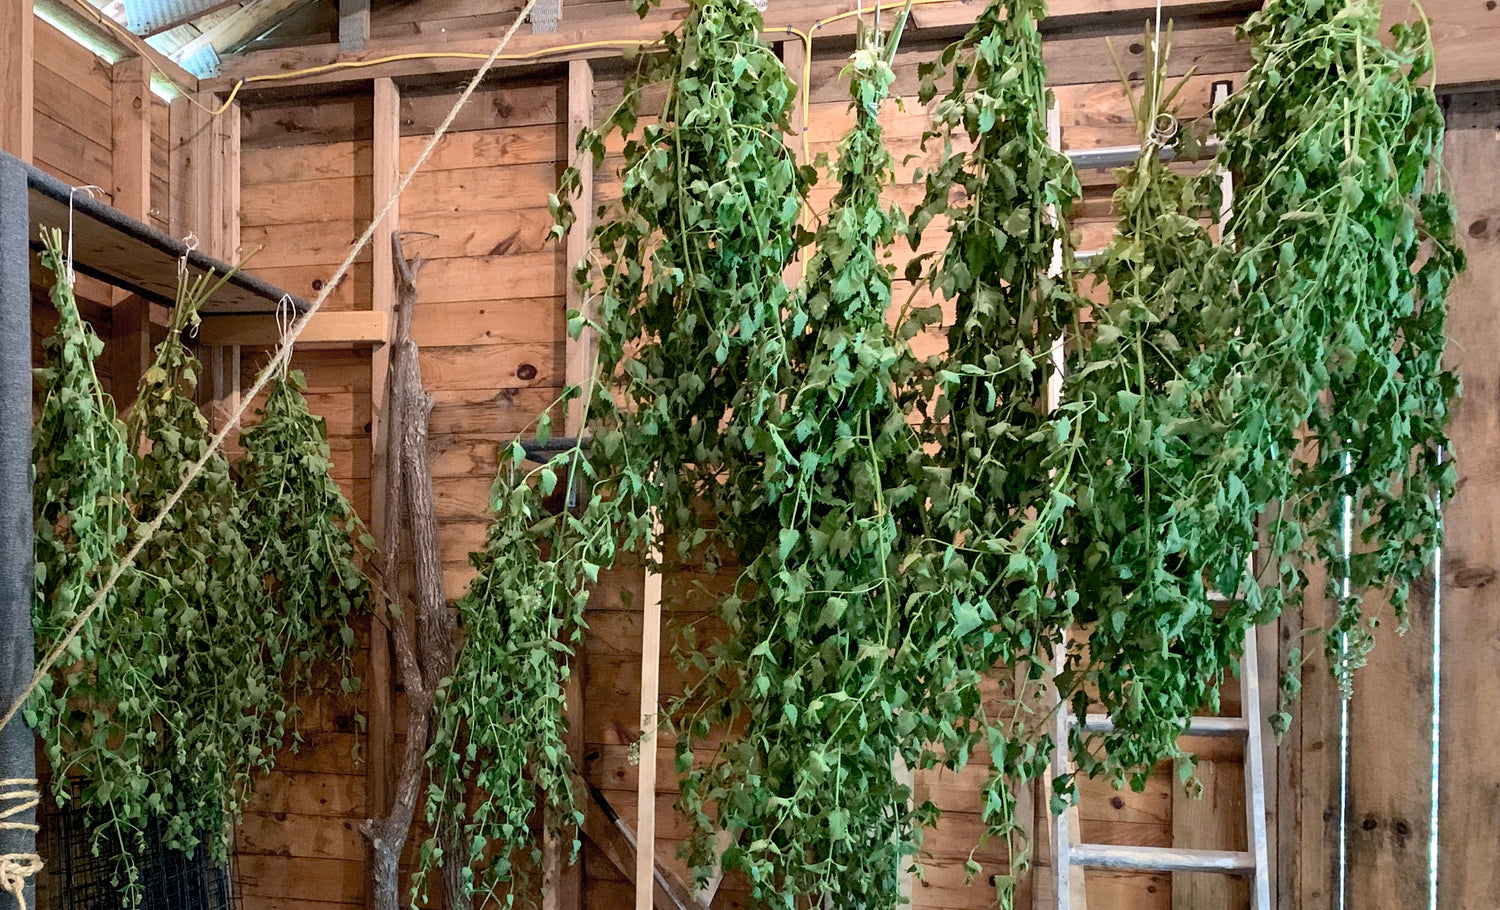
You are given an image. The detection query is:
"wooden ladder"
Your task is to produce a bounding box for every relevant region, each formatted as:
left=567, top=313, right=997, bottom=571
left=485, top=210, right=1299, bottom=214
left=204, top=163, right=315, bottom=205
left=1047, top=624, right=1273, bottom=910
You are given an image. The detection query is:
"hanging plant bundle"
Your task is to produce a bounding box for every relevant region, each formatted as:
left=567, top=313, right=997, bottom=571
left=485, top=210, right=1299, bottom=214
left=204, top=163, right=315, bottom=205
left=675, top=26, right=935, bottom=909
left=568, top=0, right=811, bottom=560
left=906, top=0, right=1084, bottom=886
left=421, top=436, right=613, bottom=906
left=116, top=266, right=285, bottom=867
left=1049, top=38, right=1246, bottom=786
left=27, top=229, right=142, bottom=858
left=1212, top=0, right=1460, bottom=687
left=236, top=369, right=368, bottom=729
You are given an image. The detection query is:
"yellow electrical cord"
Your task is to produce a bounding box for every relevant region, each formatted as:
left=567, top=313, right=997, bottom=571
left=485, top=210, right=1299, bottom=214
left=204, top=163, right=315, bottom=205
left=207, top=0, right=957, bottom=127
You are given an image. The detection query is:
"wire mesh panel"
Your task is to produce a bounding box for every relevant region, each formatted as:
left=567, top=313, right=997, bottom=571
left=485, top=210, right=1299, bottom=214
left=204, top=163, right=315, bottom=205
left=41, top=787, right=235, bottom=910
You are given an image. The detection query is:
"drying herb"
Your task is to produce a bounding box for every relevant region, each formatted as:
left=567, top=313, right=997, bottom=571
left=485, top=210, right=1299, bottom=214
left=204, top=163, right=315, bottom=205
left=28, top=228, right=140, bottom=865
left=1213, top=0, right=1460, bottom=691
left=1050, top=33, right=1245, bottom=788
left=116, top=264, right=282, bottom=868
left=675, top=24, right=932, bottom=908
left=236, top=369, right=368, bottom=731
left=421, top=434, right=613, bottom=906
left=906, top=0, right=1084, bottom=898
left=29, top=247, right=371, bottom=901
left=568, top=0, right=811, bottom=560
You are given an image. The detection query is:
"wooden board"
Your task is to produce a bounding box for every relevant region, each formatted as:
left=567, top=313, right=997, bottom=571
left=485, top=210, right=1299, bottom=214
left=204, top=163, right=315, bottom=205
left=23, top=162, right=306, bottom=314
left=1437, top=90, right=1500, bottom=910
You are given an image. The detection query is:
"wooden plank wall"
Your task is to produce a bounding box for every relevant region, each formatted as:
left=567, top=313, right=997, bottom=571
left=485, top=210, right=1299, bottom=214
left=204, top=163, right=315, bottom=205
left=1435, top=89, right=1500, bottom=910
left=395, top=76, right=569, bottom=602
left=31, top=18, right=114, bottom=193
left=20, top=9, right=1480, bottom=910
left=234, top=92, right=379, bottom=910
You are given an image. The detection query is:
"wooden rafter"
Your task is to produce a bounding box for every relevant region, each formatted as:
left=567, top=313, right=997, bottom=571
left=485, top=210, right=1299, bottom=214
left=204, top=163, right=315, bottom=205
left=170, top=0, right=312, bottom=63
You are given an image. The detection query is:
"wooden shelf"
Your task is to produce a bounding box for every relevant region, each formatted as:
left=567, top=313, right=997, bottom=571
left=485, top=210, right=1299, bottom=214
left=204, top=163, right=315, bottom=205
left=18, top=151, right=304, bottom=316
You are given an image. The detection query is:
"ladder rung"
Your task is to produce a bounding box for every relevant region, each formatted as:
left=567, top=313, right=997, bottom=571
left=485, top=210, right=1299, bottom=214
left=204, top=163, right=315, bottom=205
left=1069, top=844, right=1255, bottom=874
left=1078, top=714, right=1250, bottom=737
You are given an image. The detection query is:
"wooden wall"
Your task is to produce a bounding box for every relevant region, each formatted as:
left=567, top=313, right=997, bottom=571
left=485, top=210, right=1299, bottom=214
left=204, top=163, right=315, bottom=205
left=13, top=2, right=1500, bottom=910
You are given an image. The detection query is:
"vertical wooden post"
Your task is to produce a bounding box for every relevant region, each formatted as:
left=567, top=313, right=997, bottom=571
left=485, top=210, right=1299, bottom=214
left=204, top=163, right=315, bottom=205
left=1437, top=91, right=1500, bottom=910
left=109, top=56, right=156, bottom=408
left=781, top=36, right=807, bottom=160
left=217, top=102, right=240, bottom=260
left=544, top=57, right=593, bottom=910
left=168, top=91, right=237, bottom=259
left=636, top=530, right=664, bottom=910
left=0, top=0, right=33, bottom=162
left=111, top=57, right=153, bottom=220
left=367, top=74, right=402, bottom=827
left=563, top=58, right=596, bottom=441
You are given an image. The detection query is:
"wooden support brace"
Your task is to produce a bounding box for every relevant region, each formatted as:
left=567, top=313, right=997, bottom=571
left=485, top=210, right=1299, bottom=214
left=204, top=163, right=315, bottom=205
left=111, top=57, right=153, bottom=221
left=576, top=775, right=706, bottom=910
left=197, top=310, right=390, bottom=347
left=563, top=58, right=595, bottom=442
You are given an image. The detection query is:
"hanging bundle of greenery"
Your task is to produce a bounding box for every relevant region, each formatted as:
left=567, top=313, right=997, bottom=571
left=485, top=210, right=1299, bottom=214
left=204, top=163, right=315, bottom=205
left=29, top=250, right=369, bottom=900
left=1211, top=0, right=1460, bottom=689
left=568, top=0, right=811, bottom=560
left=1047, top=34, right=1245, bottom=787
left=28, top=229, right=141, bottom=860
left=430, top=0, right=1460, bottom=905
left=236, top=368, right=369, bottom=734
left=115, top=266, right=283, bottom=868
left=421, top=431, right=613, bottom=906
left=675, top=22, right=937, bottom=908
left=905, top=0, right=1084, bottom=889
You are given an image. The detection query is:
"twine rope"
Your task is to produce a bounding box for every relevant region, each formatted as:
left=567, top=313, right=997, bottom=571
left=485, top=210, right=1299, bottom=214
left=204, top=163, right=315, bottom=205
left=0, top=0, right=542, bottom=736
left=0, top=780, right=42, bottom=910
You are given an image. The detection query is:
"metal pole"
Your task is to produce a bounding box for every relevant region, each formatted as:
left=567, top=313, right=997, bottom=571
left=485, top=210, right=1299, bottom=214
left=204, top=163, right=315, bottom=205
left=0, top=152, right=37, bottom=910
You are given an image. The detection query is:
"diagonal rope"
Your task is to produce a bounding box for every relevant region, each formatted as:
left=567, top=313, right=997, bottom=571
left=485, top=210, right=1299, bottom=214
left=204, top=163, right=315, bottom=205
left=0, top=0, right=542, bottom=735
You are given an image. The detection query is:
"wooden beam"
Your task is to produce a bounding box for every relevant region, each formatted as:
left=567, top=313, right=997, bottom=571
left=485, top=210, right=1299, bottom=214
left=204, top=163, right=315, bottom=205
left=366, top=73, right=402, bottom=832
left=170, top=0, right=311, bottom=64
left=544, top=62, right=592, bottom=910
left=339, top=0, right=370, bottom=53
left=111, top=56, right=153, bottom=219
left=37, top=0, right=198, bottom=92
left=168, top=92, right=236, bottom=257
left=197, top=310, right=390, bottom=346
left=563, top=58, right=594, bottom=440
left=637, top=532, right=664, bottom=910
left=216, top=96, right=240, bottom=259
left=108, top=296, right=154, bottom=411
left=2, top=0, right=34, bottom=162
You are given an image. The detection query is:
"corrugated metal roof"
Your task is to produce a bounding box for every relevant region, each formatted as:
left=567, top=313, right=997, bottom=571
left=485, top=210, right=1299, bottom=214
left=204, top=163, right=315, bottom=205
left=123, top=0, right=223, bottom=35
left=176, top=43, right=221, bottom=77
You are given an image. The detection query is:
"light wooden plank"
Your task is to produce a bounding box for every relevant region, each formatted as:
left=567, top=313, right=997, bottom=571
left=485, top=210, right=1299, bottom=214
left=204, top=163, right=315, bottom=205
left=637, top=527, right=664, bottom=910
left=550, top=67, right=588, bottom=909
left=1437, top=90, right=1500, bottom=910
left=563, top=58, right=594, bottom=438
left=198, top=310, right=390, bottom=346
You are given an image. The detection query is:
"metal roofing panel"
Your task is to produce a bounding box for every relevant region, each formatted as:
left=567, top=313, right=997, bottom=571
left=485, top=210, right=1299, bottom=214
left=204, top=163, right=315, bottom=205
left=123, top=0, right=224, bottom=35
